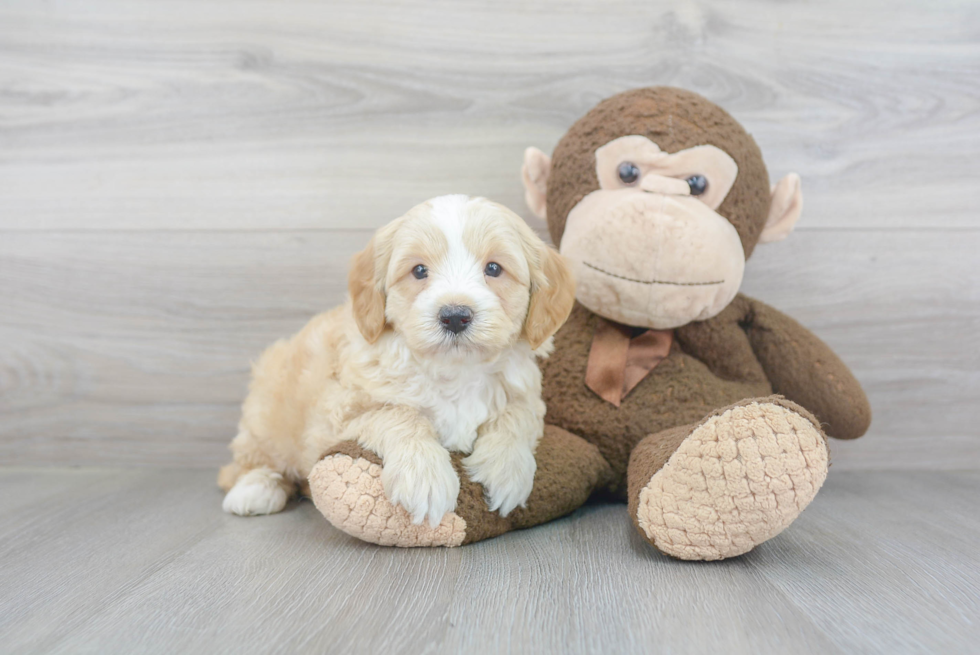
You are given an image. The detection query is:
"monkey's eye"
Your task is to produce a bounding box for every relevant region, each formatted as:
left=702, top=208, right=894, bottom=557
left=686, top=175, right=708, bottom=196
left=412, top=264, right=428, bottom=279
left=617, top=162, right=641, bottom=185
left=484, top=262, right=503, bottom=277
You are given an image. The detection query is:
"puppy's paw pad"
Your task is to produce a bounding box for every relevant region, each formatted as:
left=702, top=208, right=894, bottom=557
left=309, top=455, right=466, bottom=547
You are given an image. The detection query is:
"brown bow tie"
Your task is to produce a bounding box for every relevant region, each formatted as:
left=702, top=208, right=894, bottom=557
left=585, top=318, right=674, bottom=407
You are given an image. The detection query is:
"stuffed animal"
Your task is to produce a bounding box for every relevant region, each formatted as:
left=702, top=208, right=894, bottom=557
left=308, top=87, right=871, bottom=559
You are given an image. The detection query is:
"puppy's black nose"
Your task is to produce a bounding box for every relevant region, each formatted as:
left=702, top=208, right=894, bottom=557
left=439, top=305, right=473, bottom=334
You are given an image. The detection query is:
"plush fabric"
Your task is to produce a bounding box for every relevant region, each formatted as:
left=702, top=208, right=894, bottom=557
left=314, top=426, right=612, bottom=547
left=594, top=137, right=739, bottom=211
left=545, top=87, right=772, bottom=258
left=310, top=86, right=870, bottom=560
left=539, top=294, right=870, bottom=500
left=542, top=300, right=767, bottom=495
left=309, top=447, right=467, bottom=548
left=558, top=187, right=747, bottom=330
left=584, top=320, right=673, bottom=407
left=627, top=397, right=828, bottom=560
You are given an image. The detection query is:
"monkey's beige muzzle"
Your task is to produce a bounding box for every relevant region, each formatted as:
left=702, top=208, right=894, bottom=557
left=560, top=190, right=745, bottom=330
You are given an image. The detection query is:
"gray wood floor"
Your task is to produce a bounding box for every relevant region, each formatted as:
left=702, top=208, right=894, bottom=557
left=1, top=467, right=977, bottom=654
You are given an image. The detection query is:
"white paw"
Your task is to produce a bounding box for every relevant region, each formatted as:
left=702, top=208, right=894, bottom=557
left=463, top=443, right=536, bottom=517
left=222, top=468, right=289, bottom=516
left=381, top=441, right=460, bottom=528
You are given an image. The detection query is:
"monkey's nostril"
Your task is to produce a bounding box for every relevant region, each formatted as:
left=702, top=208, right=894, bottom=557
left=438, top=305, right=474, bottom=335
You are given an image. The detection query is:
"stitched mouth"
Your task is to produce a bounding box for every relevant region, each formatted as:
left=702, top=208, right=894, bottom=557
left=583, top=262, right=724, bottom=287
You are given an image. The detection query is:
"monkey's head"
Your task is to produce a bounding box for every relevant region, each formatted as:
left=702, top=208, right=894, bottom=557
left=522, top=87, right=803, bottom=329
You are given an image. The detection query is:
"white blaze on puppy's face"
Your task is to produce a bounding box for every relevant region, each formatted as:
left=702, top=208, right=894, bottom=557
left=337, top=196, right=575, bottom=525
left=378, top=195, right=552, bottom=357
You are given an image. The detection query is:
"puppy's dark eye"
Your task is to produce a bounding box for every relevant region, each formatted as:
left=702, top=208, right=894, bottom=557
left=412, top=264, right=428, bottom=279
left=686, top=175, right=708, bottom=196
left=484, top=262, right=502, bottom=277
left=617, top=162, right=640, bottom=185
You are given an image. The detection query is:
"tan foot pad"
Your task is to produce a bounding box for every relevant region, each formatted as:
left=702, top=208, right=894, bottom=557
left=637, top=402, right=829, bottom=561
left=308, top=454, right=467, bottom=547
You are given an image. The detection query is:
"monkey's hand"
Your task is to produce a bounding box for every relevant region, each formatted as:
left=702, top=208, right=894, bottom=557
left=741, top=296, right=871, bottom=440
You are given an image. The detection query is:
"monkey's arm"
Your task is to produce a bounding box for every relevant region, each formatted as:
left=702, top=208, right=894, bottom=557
left=741, top=295, right=871, bottom=440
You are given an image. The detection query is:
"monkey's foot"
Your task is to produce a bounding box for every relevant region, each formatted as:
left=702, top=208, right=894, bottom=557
left=310, top=427, right=610, bottom=548
left=629, top=398, right=829, bottom=561
left=308, top=442, right=467, bottom=547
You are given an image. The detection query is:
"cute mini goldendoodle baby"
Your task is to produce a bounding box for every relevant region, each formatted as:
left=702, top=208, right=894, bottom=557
left=218, top=195, right=575, bottom=526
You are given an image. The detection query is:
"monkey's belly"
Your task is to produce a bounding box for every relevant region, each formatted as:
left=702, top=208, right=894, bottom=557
left=541, top=349, right=772, bottom=495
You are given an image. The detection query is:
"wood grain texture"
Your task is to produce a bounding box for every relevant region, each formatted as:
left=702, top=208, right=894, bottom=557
left=0, top=467, right=977, bottom=654
left=0, top=0, right=978, bottom=231
left=1, top=229, right=977, bottom=468
left=0, top=0, right=978, bottom=470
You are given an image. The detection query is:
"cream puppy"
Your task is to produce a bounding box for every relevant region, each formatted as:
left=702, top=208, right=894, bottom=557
left=218, top=195, right=575, bottom=527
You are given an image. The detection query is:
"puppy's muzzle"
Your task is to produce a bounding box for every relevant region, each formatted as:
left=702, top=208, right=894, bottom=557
left=438, top=305, right=473, bottom=335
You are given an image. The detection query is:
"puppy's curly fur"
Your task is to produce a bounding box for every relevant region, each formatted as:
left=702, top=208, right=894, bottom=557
left=219, top=195, right=575, bottom=526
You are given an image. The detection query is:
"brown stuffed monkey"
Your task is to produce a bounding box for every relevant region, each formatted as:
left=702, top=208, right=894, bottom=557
left=309, top=87, right=871, bottom=560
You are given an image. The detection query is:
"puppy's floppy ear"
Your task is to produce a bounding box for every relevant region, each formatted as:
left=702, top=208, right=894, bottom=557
left=348, top=236, right=387, bottom=343
left=524, top=243, right=576, bottom=349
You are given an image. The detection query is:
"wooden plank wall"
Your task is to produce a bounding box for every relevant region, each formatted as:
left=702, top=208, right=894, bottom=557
left=1, top=0, right=977, bottom=469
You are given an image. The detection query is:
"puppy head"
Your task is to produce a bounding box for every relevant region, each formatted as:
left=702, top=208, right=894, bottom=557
left=349, top=195, right=575, bottom=357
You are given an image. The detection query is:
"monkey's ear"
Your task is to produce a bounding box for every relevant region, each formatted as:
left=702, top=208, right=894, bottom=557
left=522, top=147, right=551, bottom=221
left=348, top=238, right=387, bottom=343
left=524, top=246, right=576, bottom=350
left=759, top=173, right=803, bottom=244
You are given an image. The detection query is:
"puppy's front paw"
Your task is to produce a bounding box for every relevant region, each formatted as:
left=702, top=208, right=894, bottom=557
left=463, top=444, right=536, bottom=517
left=381, top=441, right=460, bottom=528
